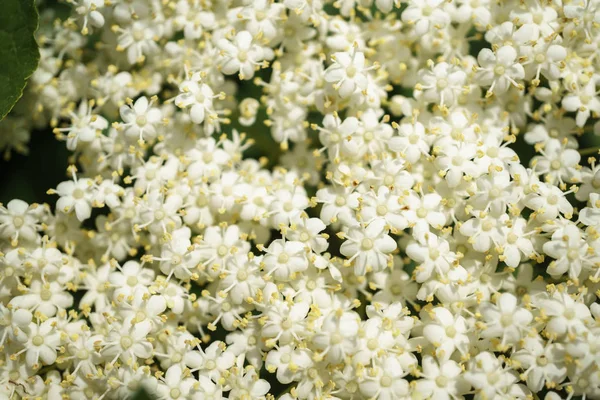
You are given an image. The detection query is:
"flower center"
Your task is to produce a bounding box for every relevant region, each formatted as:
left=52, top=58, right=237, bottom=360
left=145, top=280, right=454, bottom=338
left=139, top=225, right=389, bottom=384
left=534, top=53, right=546, bottom=64
left=12, top=216, right=24, bottom=228
left=120, top=336, right=133, bottom=349
left=330, top=333, right=343, bottom=344
left=536, top=355, right=548, bottom=366
left=436, top=78, right=448, bottom=89
left=40, top=289, right=52, bottom=301
left=487, top=372, right=500, bottom=385
left=578, top=378, right=589, bottom=388
left=564, top=309, right=576, bottom=320
left=77, top=349, right=89, bottom=359
left=452, top=156, right=464, bottom=166
left=581, top=95, right=591, bottom=105
left=238, top=51, right=248, bottom=62
left=278, top=253, right=289, bottom=264
left=346, top=65, right=357, bottom=78
left=436, top=376, right=449, bottom=387
left=299, top=232, right=310, bottom=242
left=445, top=326, right=457, bottom=338
left=136, top=115, right=147, bottom=126
left=567, top=249, right=579, bottom=260
left=507, top=233, right=518, bottom=244
left=205, top=360, right=216, bottom=370
left=417, top=207, right=428, bottom=218
left=494, top=65, right=506, bottom=76
left=127, top=276, right=138, bottom=287
left=281, top=318, right=292, bottom=330
left=73, top=188, right=85, bottom=199
left=361, top=238, right=374, bottom=250
left=170, top=388, right=181, bottom=399
left=376, top=205, right=388, bottom=216
left=547, top=195, right=559, bottom=205
left=550, top=160, right=561, bottom=170
left=217, top=245, right=229, bottom=257
left=486, top=147, right=499, bottom=157
left=283, top=202, right=294, bottom=212
left=367, top=338, right=379, bottom=350
left=482, top=220, right=494, bottom=231
left=236, top=270, right=248, bottom=281
left=133, top=29, right=145, bottom=41
left=500, top=314, right=513, bottom=327
left=280, top=353, right=291, bottom=363
left=380, top=375, right=392, bottom=387
left=32, top=335, right=44, bottom=346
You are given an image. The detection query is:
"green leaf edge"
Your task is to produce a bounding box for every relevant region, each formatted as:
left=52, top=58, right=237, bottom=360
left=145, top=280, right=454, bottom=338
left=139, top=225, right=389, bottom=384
left=0, top=0, right=40, bottom=121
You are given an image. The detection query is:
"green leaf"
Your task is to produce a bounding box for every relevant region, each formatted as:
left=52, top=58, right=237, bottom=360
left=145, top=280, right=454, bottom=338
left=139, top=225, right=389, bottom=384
left=0, top=0, right=40, bottom=120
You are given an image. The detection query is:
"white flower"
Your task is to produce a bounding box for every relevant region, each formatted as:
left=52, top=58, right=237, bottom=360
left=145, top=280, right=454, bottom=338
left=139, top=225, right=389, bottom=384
left=524, top=183, right=573, bottom=222
left=512, top=336, right=567, bottom=392
left=422, top=306, right=470, bottom=360
left=499, top=217, right=535, bottom=268
left=532, top=139, right=581, bottom=184
left=10, top=280, right=73, bottom=318
left=543, top=223, right=589, bottom=279
left=0, top=304, right=32, bottom=345
left=388, top=121, right=430, bottom=164
left=324, top=48, right=370, bottom=98
left=218, top=31, right=268, bottom=80
left=562, top=82, right=600, bottom=127
left=175, top=73, right=221, bottom=126
left=312, top=311, right=360, bottom=363
left=417, top=62, right=467, bottom=107
left=102, top=317, right=153, bottom=364
left=476, top=46, right=525, bottom=95
left=54, top=100, right=108, bottom=150
left=537, top=290, right=592, bottom=339
left=265, top=345, right=312, bottom=384
left=464, top=352, right=529, bottom=399
left=340, top=219, right=397, bottom=275
left=407, top=234, right=456, bottom=283
left=0, top=199, right=41, bottom=245
left=53, top=177, right=95, bottom=221
left=403, top=192, right=446, bottom=238
left=262, top=240, right=308, bottom=281
left=156, top=365, right=199, bottom=400
left=460, top=213, right=504, bottom=253
left=21, top=319, right=61, bottom=368
left=228, top=355, right=270, bottom=400
left=479, top=293, right=533, bottom=347
left=118, top=96, right=162, bottom=143
left=358, top=355, right=410, bottom=400
left=414, top=356, right=468, bottom=400
left=402, top=0, right=450, bottom=36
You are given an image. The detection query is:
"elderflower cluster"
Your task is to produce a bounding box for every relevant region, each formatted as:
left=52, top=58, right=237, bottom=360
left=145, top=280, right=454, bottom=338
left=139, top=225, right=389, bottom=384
left=2, top=0, right=600, bottom=399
